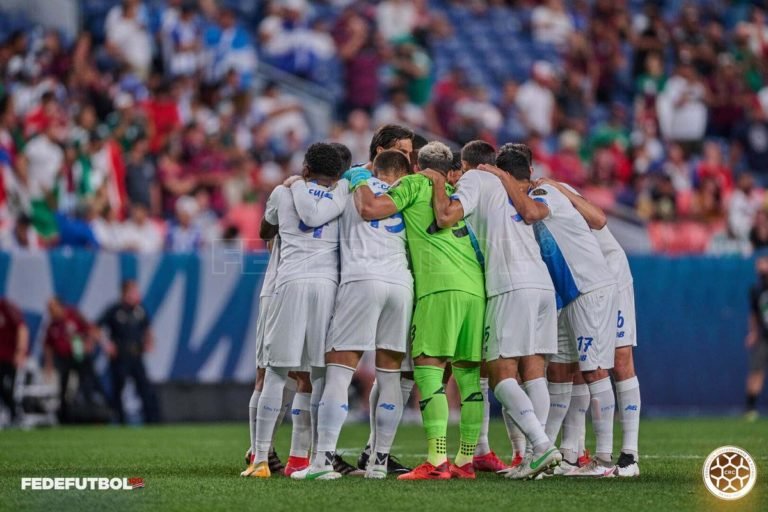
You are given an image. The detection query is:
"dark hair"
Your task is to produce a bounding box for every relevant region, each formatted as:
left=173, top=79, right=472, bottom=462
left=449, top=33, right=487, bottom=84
left=373, top=149, right=410, bottom=176
left=451, top=151, right=463, bottom=171
left=496, top=143, right=532, bottom=180
left=369, top=124, right=413, bottom=161
left=330, top=142, right=352, bottom=172
left=461, top=140, right=496, bottom=168
left=304, top=142, right=343, bottom=178
left=417, top=141, right=454, bottom=173
left=121, top=279, right=137, bottom=294
left=412, top=133, right=428, bottom=151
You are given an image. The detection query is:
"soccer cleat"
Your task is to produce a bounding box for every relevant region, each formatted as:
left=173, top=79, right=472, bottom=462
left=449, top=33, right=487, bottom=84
left=240, top=461, right=270, bottom=478
left=357, top=446, right=371, bottom=471
left=284, top=456, right=310, bottom=477
left=507, top=448, right=562, bottom=480
left=244, top=448, right=253, bottom=466
left=397, top=461, right=452, bottom=480
left=290, top=465, right=342, bottom=481
left=745, top=410, right=759, bottom=422
left=564, top=457, right=616, bottom=478
left=333, top=454, right=365, bottom=476
left=496, top=453, right=523, bottom=476
left=577, top=448, right=591, bottom=467
left=473, top=451, right=508, bottom=472
left=268, top=449, right=284, bottom=474
left=449, top=462, right=476, bottom=479
left=386, top=454, right=412, bottom=474
left=614, top=452, right=640, bottom=478
left=365, top=464, right=388, bottom=479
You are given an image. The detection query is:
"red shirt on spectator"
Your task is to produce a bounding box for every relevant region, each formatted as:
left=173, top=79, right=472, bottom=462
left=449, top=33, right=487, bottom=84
left=144, top=97, right=181, bottom=154
left=697, top=162, right=733, bottom=197
left=44, top=307, right=90, bottom=359
left=0, top=298, right=25, bottom=363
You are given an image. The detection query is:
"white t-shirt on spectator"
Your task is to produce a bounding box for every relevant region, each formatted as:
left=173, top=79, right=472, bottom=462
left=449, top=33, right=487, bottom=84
left=121, top=220, right=163, bottom=253
left=106, top=9, right=152, bottom=76
left=656, top=76, right=707, bottom=142
left=251, top=94, right=310, bottom=143
left=373, top=102, right=426, bottom=129
left=24, top=134, right=63, bottom=199
left=531, top=6, right=574, bottom=46
left=376, top=0, right=417, bottom=41
left=516, top=80, right=554, bottom=136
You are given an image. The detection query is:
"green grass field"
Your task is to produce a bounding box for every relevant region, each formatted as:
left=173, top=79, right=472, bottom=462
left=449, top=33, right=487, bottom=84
left=0, top=419, right=765, bottom=512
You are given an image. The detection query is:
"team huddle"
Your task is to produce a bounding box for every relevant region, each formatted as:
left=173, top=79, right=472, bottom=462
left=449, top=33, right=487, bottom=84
left=240, top=124, right=641, bottom=482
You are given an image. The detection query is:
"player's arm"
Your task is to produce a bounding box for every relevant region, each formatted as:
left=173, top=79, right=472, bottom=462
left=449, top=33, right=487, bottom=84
left=355, top=185, right=399, bottom=221
left=478, top=164, right=549, bottom=224
left=289, top=179, right=349, bottom=227
left=260, top=186, right=282, bottom=240
left=420, top=169, right=464, bottom=228
left=539, top=178, right=607, bottom=230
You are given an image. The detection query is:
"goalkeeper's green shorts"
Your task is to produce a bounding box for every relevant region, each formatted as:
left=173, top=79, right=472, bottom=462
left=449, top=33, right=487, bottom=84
left=410, top=290, right=485, bottom=363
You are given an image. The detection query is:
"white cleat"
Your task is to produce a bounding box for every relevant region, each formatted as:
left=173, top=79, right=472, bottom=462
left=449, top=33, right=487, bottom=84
left=615, top=453, right=640, bottom=477
left=507, top=447, right=562, bottom=480
left=564, top=457, right=616, bottom=478
left=290, top=465, right=342, bottom=480
left=364, top=464, right=388, bottom=479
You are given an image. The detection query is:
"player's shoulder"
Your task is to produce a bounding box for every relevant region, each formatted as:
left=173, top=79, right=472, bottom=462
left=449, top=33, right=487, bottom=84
left=390, top=173, right=425, bottom=190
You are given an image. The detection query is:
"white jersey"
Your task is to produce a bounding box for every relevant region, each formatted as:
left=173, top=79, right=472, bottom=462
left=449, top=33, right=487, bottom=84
left=592, top=226, right=633, bottom=290
left=259, top=237, right=281, bottom=298
left=557, top=182, right=634, bottom=290
left=529, top=183, right=616, bottom=307
left=453, top=170, right=553, bottom=297
left=264, top=181, right=346, bottom=287
left=338, top=177, right=411, bottom=288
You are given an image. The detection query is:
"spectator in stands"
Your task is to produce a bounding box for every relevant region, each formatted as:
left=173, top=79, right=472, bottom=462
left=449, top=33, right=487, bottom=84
left=165, top=2, right=202, bottom=78
left=373, top=87, right=426, bottom=130
left=657, top=57, right=708, bottom=148
left=532, top=0, right=574, bottom=48
left=24, top=118, right=65, bottom=240
left=166, top=195, right=202, bottom=253
left=334, top=109, right=374, bottom=165
left=98, top=280, right=159, bottom=424
left=250, top=82, right=310, bottom=152
left=389, top=41, right=432, bottom=107
left=125, top=137, right=158, bottom=215
left=203, top=7, right=256, bottom=87
left=453, top=85, right=502, bottom=141
left=498, top=79, right=528, bottom=142
left=516, top=61, right=556, bottom=137
left=634, top=52, right=666, bottom=124
left=377, top=0, right=417, bottom=42
left=750, top=209, right=768, bottom=250
left=105, top=0, right=152, bottom=79
left=121, top=204, right=163, bottom=253
left=334, top=6, right=383, bottom=116
left=550, top=130, right=588, bottom=187
left=732, top=101, right=768, bottom=185
left=0, top=297, right=28, bottom=424
left=697, top=141, right=733, bottom=197
left=650, top=175, right=678, bottom=221
left=43, top=297, right=109, bottom=422
left=706, top=54, right=747, bottom=139
left=0, top=215, right=40, bottom=253
left=91, top=206, right=124, bottom=252
left=662, top=143, right=694, bottom=195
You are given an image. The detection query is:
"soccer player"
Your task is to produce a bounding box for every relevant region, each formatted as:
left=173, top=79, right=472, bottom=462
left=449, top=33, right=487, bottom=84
left=245, top=143, right=344, bottom=479
left=291, top=150, right=413, bottom=480
left=538, top=178, right=641, bottom=477
left=479, top=144, right=619, bottom=477
left=423, top=140, right=561, bottom=480
left=746, top=253, right=768, bottom=422
left=359, top=124, right=414, bottom=170
left=242, top=238, right=304, bottom=477
left=355, top=141, right=485, bottom=480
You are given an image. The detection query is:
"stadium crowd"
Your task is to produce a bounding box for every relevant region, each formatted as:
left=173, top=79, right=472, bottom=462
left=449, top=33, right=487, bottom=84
left=1, top=0, right=768, bottom=254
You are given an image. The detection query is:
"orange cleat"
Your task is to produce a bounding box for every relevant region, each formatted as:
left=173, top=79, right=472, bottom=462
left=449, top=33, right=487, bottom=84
left=449, top=462, right=476, bottom=479
left=578, top=449, right=591, bottom=468
left=284, top=456, right=310, bottom=477
left=397, top=461, right=452, bottom=480
left=473, top=451, right=508, bottom=472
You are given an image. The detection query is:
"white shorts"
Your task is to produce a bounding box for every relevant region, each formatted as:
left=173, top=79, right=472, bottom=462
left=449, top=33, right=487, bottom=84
left=263, top=278, right=337, bottom=370
left=615, top=283, right=637, bottom=348
left=550, top=284, right=618, bottom=371
left=254, top=295, right=274, bottom=369
left=327, top=280, right=413, bottom=356
left=484, top=289, right=557, bottom=360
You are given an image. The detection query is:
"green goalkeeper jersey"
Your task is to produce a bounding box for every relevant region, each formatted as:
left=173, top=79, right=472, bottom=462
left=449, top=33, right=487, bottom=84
left=387, top=174, right=485, bottom=300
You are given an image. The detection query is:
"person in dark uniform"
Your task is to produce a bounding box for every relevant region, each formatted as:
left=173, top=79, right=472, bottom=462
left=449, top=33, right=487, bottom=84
left=98, top=280, right=159, bottom=424
left=746, top=253, right=768, bottom=420
left=0, top=297, right=28, bottom=422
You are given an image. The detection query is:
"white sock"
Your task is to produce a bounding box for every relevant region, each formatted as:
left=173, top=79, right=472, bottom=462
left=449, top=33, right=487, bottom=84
left=400, top=377, right=415, bottom=409
left=545, top=381, right=573, bottom=444
left=475, top=377, right=491, bottom=456
left=365, top=379, right=379, bottom=454
left=503, top=408, right=527, bottom=458
left=372, top=368, right=404, bottom=465
left=309, top=367, right=326, bottom=461
left=272, top=377, right=297, bottom=448
left=289, top=392, right=311, bottom=458
left=314, top=364, right=355, bottom=467
left=588, top=377, right=616, bottom=463
left=523, top=377, right=549, bottom=457
left=254, top=367, right=288, bottom=463
left=616, top=376, right=641, bottom=458
left=494, top=378, right=550, bottom=453
left=248, top=389, right=261, bottom=458
left=560, top=383, right=589, bottom=464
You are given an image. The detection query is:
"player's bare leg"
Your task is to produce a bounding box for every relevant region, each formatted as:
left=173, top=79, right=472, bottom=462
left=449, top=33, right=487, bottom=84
left=488, top=357, right=561, bottom=480
left=613, top=346, right=641, bottom=477
left=746, top=370, right=764, bottom=421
